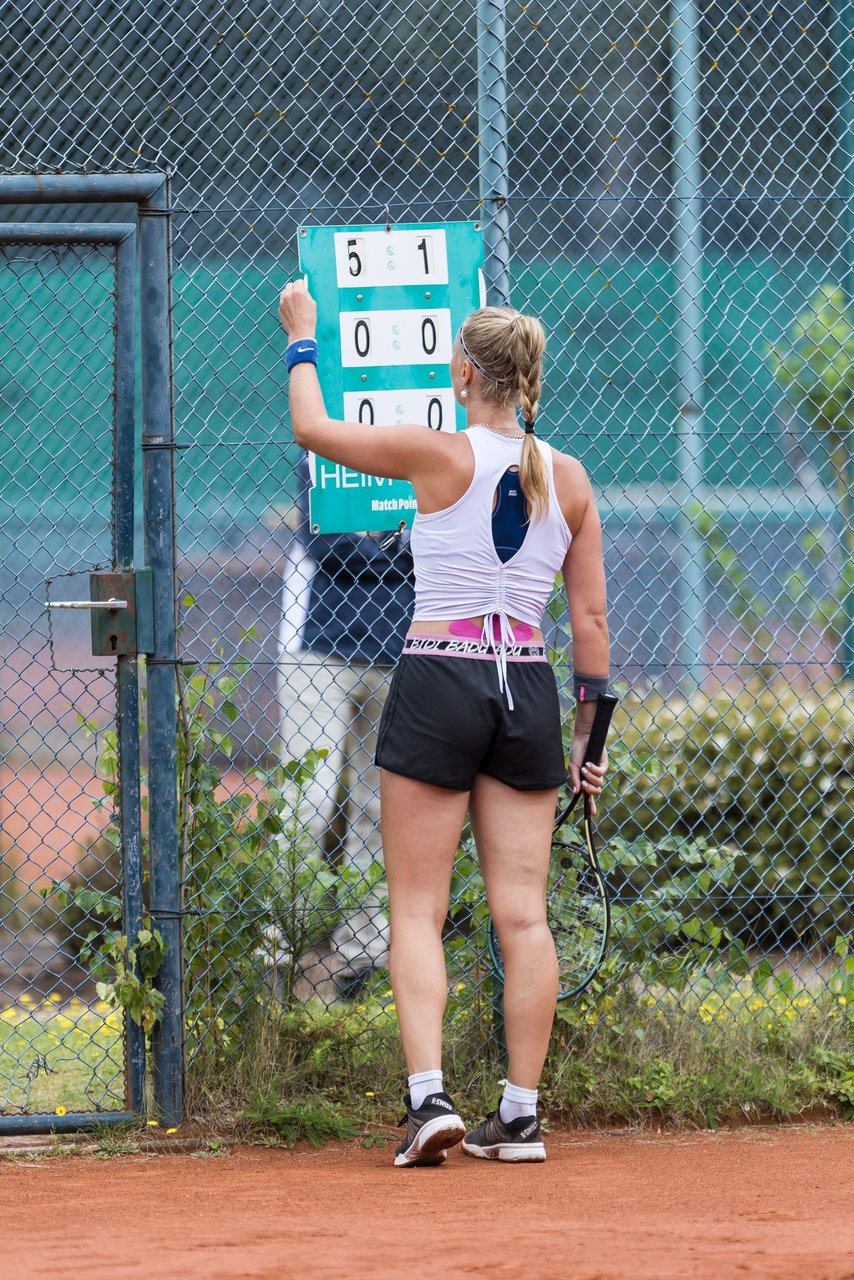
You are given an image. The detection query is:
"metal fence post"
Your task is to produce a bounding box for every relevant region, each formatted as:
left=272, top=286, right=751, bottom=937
left=140, top=176, right=183, bottom=1126
left=670, top=0, right=708, bottom=691
left=113, top=226, right=147, bottom=1113
left=835, top=0, right=854, bottom=679
left=477, top=0, right=511, bottom=1051
left=477, top=0, right=511, bottom=307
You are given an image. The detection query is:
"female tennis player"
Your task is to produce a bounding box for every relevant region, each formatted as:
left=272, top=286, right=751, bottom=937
left=279, top=280, right=610, bottom=1165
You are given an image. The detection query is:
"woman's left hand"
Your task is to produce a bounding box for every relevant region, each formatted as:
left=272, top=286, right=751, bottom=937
left=568, top=745, right=608, bottom=817
left=279, top=278, right=317, bottom=342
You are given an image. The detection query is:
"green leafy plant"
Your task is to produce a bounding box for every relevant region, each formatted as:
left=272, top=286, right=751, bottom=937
left=596, top=832, right=739, bottom=973
left=44, top=881, right=165, bottom=1033
left=92, top=1122, right=142, bottom=1158
left=58, top=624, right=389, bottom=1077
left=767, top=283, right=854, bottom=667
left=173, top=636, right=389, bottom=1066
left=93, top=923, right=166, bottom=1033
left=265, top=753, right=387, bottom=1007
left=246, top=1087, right=361, bottom=1147
left=593, top=685, right=854, bottom=947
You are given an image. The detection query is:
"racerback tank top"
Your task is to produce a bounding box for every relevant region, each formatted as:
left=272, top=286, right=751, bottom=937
left=410, top=425, right=572, bottom=707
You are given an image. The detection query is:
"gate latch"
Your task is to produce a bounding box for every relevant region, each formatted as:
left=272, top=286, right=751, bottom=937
left=45, top=569, right=154, bottom=657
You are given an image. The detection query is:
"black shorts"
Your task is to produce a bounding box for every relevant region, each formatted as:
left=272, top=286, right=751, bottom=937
left=375, top=648, right=567, bottom=792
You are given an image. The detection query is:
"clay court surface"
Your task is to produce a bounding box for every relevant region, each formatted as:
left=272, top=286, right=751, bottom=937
left=2, top=1123, right=852, bottom=1280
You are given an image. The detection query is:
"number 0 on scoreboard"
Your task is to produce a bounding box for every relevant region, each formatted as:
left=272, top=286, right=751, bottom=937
left=297, top=220, right=484, bottom=534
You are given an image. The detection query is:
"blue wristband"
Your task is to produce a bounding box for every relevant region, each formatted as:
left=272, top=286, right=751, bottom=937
left=286, top=339, right=318, bottom=372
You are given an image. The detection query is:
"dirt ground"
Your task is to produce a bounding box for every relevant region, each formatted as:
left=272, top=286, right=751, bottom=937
left=2, top=1123, right=853, bottom=1280
left=0, top=762, right=261, bottom=891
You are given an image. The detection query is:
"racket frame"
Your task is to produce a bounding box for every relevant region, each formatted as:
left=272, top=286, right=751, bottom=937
left=487, top=693, right=618, bottom=1000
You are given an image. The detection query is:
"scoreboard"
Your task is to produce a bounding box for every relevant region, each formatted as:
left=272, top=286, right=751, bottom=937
left=297, top=221, right=484, bottom=533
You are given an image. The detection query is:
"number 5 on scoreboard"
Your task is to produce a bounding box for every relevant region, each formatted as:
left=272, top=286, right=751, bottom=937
left=347, top=237, right=364, bottom=277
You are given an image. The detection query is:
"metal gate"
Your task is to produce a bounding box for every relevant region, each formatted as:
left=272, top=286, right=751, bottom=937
left=0, top=175, right=181, bottom=1133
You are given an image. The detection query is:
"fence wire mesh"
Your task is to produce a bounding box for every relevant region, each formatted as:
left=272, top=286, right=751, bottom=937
left=0, top=241, right=129, bottom=1117
left=1, top=1, right=853, bottom=1109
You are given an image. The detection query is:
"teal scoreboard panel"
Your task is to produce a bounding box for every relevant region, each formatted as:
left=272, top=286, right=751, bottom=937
left=298, top=221, right=485, bottom=533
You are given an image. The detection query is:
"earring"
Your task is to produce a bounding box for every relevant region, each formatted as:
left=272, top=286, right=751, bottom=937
left=461, top=388, right=468, bottom=399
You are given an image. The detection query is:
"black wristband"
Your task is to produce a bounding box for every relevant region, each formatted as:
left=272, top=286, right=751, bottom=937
left=573, top=673, right=612, bottom=702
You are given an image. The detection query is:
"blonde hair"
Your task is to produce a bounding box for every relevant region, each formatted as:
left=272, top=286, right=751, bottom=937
left=459, top=307, right=549, bottom=519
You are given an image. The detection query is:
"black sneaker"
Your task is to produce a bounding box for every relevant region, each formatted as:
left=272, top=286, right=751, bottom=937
left=394, top=1091, right=466, bottom=1168
left=462, top=1108, right=546, bottom=1162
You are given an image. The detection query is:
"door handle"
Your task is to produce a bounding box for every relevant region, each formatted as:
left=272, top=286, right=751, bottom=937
left=45, top=599, right=128, bottom=609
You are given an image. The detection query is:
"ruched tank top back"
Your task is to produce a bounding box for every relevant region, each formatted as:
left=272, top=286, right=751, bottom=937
left=410, top=426, right=573, bottom=707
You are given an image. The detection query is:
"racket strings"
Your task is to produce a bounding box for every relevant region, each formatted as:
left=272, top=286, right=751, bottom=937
left=547, top=836, right=608, bottom=985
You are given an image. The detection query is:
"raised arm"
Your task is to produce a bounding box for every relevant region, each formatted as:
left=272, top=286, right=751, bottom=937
left=279, top=280, right=454, bottom=484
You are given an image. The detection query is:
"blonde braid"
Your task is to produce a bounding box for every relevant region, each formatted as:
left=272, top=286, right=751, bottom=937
left=515, top=318, right=549, bottom=521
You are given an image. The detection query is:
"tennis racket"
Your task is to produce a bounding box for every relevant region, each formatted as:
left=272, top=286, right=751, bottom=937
left=488, top=692, right=618, bottom=1000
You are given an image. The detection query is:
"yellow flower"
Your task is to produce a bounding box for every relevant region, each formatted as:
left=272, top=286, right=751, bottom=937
left=20, top=993, right=32, bottom=1004
left=147, top=1120, right=159, bottom=1127
left=166, top=1127, right=178, bottom=1135
left=365, top=1091, right=375, bottom=1097
left=455, top=983, right=466, bottom=992
left=49, top=993, right=62, bottom=1003
left=388, top=1003, right=396, bottom=1011
left=838, top=996, right=848, bottom=1006
left=55, top=1106, right=67, bottom=1116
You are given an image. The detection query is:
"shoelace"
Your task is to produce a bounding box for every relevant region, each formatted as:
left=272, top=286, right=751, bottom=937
left=481, top=610, right=516, bottom=711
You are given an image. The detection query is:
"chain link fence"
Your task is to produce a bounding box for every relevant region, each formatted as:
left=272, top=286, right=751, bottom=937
left=2, top=2, right=853, bottom=1116
left=0, top=239, right=133, bottom=1120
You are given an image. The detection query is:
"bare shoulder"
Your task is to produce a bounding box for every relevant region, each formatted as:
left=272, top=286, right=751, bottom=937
left=549, top=446, right=589, bottom=489
left=415, top=422, right=475, bottom=473
left=548, top=445, right=592, bottom=531
left=413, top=426, right=476, bottom=512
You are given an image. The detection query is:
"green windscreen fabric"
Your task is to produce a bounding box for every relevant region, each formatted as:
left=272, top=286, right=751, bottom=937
left=1, top=251, right=835, bottom=549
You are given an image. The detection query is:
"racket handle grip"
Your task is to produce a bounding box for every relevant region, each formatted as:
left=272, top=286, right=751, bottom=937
left=581, top=693, right=619, bottom=767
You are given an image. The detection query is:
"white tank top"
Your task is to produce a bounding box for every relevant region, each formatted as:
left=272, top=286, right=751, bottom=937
left=411, top=425, right=572, bottom=707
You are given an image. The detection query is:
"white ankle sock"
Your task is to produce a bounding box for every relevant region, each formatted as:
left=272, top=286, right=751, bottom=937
left=408, top=1069, right=444, bottom=1110
left=499, top=1081, right=538, bottom=1123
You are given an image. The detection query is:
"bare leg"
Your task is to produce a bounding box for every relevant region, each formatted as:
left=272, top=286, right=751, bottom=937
left=380, top=769, right=470, bottom=1073
left=469, top=774, right=559, bottom=1089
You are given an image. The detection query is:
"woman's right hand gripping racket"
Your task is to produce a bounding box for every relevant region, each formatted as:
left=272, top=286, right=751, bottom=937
left=488, top=692, right=618, bottom=1000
